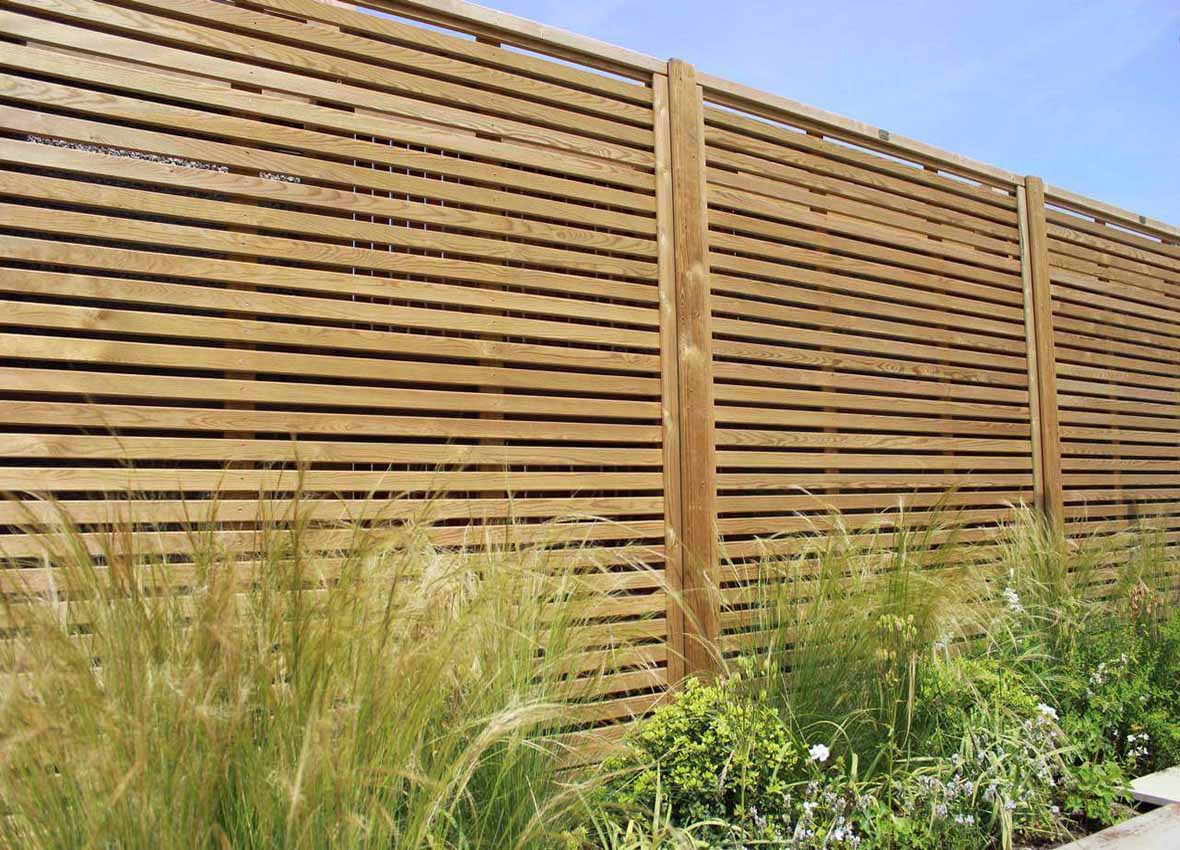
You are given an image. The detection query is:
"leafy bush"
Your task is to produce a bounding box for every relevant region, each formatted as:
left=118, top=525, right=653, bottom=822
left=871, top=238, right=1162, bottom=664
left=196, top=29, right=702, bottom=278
left=591, top=509, right=1180, bottom=849
left=599, top=677, right=801, bottom=830
left=905, top=656, right=1068, bottom=846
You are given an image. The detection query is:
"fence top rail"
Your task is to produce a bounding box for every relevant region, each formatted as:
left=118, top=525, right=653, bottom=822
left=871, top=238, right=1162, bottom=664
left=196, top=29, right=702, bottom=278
left=340, top=0, right=1172, bottom=234
left=1044, top=184, right=1180, bottom=244
left=696, top=72, right=1023, bottom=190
left=350, top=0, right=665, bottom=78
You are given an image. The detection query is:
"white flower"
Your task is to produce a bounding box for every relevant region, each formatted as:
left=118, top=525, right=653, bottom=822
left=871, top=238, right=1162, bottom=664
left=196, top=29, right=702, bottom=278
left=808, top=743, right=831, bottom=763
left=1036, top=703, right=1058, bottom=721
left=1002, top=586, right=1024, bottom=613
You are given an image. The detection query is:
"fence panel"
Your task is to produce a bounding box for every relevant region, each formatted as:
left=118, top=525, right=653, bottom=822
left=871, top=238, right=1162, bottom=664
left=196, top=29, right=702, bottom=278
left=1043, top=192, right=1180, bottom=550
left=1, top=0, right=1177, bottom=730
left=695, top=86, right=1038, bottom=653
left=0, top=0, right=676, bottom=730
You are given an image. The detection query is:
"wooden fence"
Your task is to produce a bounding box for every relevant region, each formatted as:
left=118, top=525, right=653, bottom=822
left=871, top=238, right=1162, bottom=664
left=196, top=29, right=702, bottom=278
left=0, top=0, right=1177, bottom=734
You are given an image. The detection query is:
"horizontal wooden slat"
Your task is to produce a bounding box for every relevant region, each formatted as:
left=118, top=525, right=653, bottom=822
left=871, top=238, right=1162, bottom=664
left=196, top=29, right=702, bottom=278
left=1047, top=212, right=1180, bottom=544
left=0, top=6, right=655, bottom=160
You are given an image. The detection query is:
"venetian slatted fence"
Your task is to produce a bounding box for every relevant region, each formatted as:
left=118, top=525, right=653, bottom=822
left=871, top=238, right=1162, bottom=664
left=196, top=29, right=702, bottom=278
left=0, top=0, right=1176, bottom=737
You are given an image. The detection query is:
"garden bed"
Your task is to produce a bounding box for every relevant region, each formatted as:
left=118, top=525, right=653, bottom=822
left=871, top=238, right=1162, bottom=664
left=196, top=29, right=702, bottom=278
left=0, top=504, right=1177, bottom=849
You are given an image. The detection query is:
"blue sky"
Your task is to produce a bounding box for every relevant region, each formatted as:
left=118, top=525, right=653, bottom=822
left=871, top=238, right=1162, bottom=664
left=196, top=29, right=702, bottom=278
left=480, top=0, right=1180, bottom=225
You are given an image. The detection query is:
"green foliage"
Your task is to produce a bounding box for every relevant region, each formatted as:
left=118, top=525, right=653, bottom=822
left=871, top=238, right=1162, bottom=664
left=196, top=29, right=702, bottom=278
left=599, top=677, right=801, bottom=829
left=1059, top=757, right=1127, bottom=826
left=5, top=496, right=1178, bottom=850
left=904, top=656, right=1069, bottom=847
left=597, top=508, right=1180, bottom=850
left=737, top=510, right=985, bottom=772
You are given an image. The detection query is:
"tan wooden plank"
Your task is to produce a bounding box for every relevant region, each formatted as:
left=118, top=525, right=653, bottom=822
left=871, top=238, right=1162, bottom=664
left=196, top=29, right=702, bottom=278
left=0, top=434, right=662, bottom=467
left=1051, top=339, right=1180, bottom=383
left=1057, top=376, right=1180, bottom=407
left=1049, top=244, right=1180, bottom=294
left=1056, top=393, right=1180, bottom=421
left=652, top=71, right=685, bottom=687
left=712, top=302, right=1025, bottom=360
left=711, top=361, right=1027, bottom=404
left=0, top=400, right=661, bottom=442
left=0, top=264, right=657, bottom=347
left=0, top=76, right=656, bottom=221
left=706, top=152, right=1019, bottom=242
left=715, top=489, right=1029, bottom=514
left=710, top=266, right=1026, bottom=329
left=713, top=339, right=1026, bottom=388
left=360, top=0, right=665, bottom=79
left=1045, top=210, right=1180, bottom=266
left=0, top=211, right=659, bottom=349
left=104, top=0, right=651, bottom=136
left=715, top=507, right=1013, bottom=538
left=712, top=328, right=1029, bottom=374
left=667, top=59, right=718, bottom=678
left=716, top=472, right=1032, bottom=490
left=0, top=495, right=666, bottom=527
left=0, top=136, right=657, bottom=258
left=716, top=452, right=1029, bottom=471
left=704, top=119, right=1017, bottom=219
left=700, top=98, right=1020, bottom=197
left=1058, top=361, right=1180, bottom=396
left=1063, top=442, right=1180, bottom=459
left=1058, top=408, right=1180, bottom=432
left=0, top=467, right=664, bottom=493
left=1022, top=178, right=1064, bottom=526
left=1017, top=185, right=1046, bottom=512
left=0, top=6, right=655, bottom=160
left=239, top=0, right=653, bottom=104
left=137, top=0, right=652, bottom=123
left=0, top=173, right=656, bottom=286
left=0, top=368, right=660, bottom=420
left=710, top=208, right=1021, bottom=285
left=0, top=330, right=660, bottom=401
left=709, top=235, right=1023, bottom=308
left=1050, top=274, right=1180, bottom=333
left=716, top=430, right=1030, bottom=453
left=0, top=234, right=658, bottom=322
left=713, top=406, right=1031, bottom=436
left=1053, top=323, right=1180, bottom=368
left=708, top=180, right=1019, bottom=257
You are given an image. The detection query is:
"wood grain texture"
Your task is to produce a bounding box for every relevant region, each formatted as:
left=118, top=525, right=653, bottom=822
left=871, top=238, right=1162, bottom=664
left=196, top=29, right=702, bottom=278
left=667, top=59, right=719, bottom=678
left=0, top=0, right=670, bottom=728
left=2, top=0, right=1178, bottom=738
left=1044, top=185, right=1180, bottom=550
left=1024, top=177, right=1065, bottom=527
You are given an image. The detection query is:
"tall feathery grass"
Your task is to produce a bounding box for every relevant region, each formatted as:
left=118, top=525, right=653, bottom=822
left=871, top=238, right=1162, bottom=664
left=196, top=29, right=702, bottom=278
left=0, top=494, right=636, bottom=850
left=733, top=507, right=986, bottom=772
left=730, top=503, right=1180, bottom=780
left=3, top=490, right=1179, bottom=850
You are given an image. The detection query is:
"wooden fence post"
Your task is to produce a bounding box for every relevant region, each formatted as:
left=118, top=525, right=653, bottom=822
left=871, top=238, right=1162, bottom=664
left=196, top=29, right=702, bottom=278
left=666, top=58, right=719, bottom=678
left=653, top=70, right=685, bottom=686
left=1020, top=177, right=1064, bottom=529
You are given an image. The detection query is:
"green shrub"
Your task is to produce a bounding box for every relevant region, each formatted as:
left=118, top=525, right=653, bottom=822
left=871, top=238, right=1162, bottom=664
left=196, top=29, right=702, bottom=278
left=918, top=656, right=1040, bottom=747
left=599, top=677, right=802, bottom=829
left=1058, top=756, right=1127, bottom=827
left=1053, top=620, right=1180, bottom=773
left=903, top=656, right=1069, bottom=847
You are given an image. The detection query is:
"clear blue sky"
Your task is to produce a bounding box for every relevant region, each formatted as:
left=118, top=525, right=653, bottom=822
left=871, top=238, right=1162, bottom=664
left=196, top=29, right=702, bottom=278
left=480, top=0, right=1180, bottom=225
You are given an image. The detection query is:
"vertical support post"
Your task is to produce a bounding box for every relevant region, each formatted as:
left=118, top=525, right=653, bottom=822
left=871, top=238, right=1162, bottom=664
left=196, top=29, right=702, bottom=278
left=1021, top=177, right=1064, bottom=529
left=1017, top=185, right=1045, bottom=515
left=666, top=58, right=719, bottom=677
left=653, top=71, right=685, bottom=686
